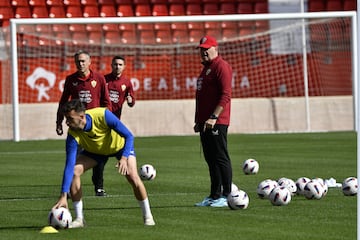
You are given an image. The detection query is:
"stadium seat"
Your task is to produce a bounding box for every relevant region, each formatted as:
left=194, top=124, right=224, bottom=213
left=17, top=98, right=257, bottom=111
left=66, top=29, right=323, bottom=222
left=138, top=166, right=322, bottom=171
left=35, top=24, right=53, bottom=33
left=220, top=2, right=237, bottom=14
left=15, top=7, right=32, bottom=18
left=66, top=6, right=83, bottom=18
left=52, top=24, right=68, bottom=33
left=71, top=32, right=88, bottom=45
left=135, top=4, right=151, bottom=16
left=254, top=1, right=269, bottom=13
left=55, top=32, right=71, bottom=45
left=205, top=21, right=221, bottom=30
left=121, top=30, right=137, bottom=44
left=140, top=30, right=156, bottom=44
left=186, top=4, right=202, bottom=15
left=63, top=0, right=81, bottom=6
left=154, top=22, right=171, bottom=31
left=29, top=0, right=46, bottom=6
left=239, top=27, right=254, bottom=37
left=12, top=0, right=29, bottom=7
left=18, top=24, right=36, bottom=34
left=169, top=4, right=185, bottom=15
left=326, top=0, right=343, bottom=11
left=20, top=34, right=40, bottom=47
left=98, top=0, right=115, bottom=5
left=152, top=4, right=168, bottom=16
left=0, top=1, right=11, bottom=7
left=38, top=36, right=57, bottom=46
left=119, top=22, right=135, bottom=31
left=32, top=6, right=49, bottom=18
left=117, top=5, right=134, bottom=17
left=115, top=0, right=133, bottom=5
left=172, top=30, right=189, bottom=43
left=0, top=7, right=14, bottom=23
left=49, top=6, right=66, bottom=18
left=308, top=0, right=326, bottom=12
left=81, top=0, right=98, bottom=6
left=102, top=23, right=119, bottom=32
left=205, top=29, right=221, bottom=39
left=222, top=28, right=238, bottom=40
left=105, top=31, right=120, bottom=44
left=151, top=0, right=168, bottom=3
left=89, top=32, right=103, bottom=45
left=69, top=23, right=86, bottom=32
left=134, top=0, right=150, bottom=4
left=100, top=5, right=117, bottom=17
left=343, top=0, right=356, bottom=10
left=86, top=24, right=103, bottom=32
left=237, top=2, right=253, bottom=14
left=46, top=0, right=64, bottom=6
left=203, top=3, right=218, bottom=15
left=156, top=30, right=172, bottom=44
left=189, top=29, right=205, bottom=43
left=83, top=5, right=100, bottom=17
left=168, top=0, right=185, bottom=3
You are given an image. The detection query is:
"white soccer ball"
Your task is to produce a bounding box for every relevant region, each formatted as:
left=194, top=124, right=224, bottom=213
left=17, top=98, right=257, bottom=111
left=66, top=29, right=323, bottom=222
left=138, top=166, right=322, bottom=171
left=139, top=164, right=156, bottom=181
left=48, top=207, right=72, bottom=229
left=257, top=179, right=278, bottom=199
left=269, top=186, right=291, bottom=206
left=342, top=177, right=358, bottom=196
left=242, top=158, right=259, bottom=175
left=312, top=178, right=328, bottom=197
left=227, top=190, right=249, bottom=210
left=278, top=177, right=297, bottom=195
left=295, top=177, right=311, bottom=195
left=303, top=180, right=324, bottom=199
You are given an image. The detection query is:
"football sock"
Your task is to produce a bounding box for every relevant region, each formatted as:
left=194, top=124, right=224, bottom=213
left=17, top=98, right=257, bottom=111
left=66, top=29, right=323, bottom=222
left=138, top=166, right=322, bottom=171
left=73, top=200, right=84, bottom=220
left=138, top=198, right=152, bottom=219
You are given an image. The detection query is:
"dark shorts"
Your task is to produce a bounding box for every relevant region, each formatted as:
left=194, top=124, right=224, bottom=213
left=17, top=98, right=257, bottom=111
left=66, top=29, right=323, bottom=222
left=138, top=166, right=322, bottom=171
left=80, top=146, right=136, bottom=164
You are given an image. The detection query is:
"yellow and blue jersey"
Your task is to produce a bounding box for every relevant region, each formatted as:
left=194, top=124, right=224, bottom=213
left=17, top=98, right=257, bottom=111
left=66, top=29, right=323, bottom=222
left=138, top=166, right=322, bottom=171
left=61, top=108, right=134, bottom=193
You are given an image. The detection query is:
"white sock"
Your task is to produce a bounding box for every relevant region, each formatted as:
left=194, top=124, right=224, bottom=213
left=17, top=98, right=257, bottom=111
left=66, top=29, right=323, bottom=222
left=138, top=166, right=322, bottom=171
left=138, top=198, right=152, bottom=219
left=73, top=200, right=83, bottom=220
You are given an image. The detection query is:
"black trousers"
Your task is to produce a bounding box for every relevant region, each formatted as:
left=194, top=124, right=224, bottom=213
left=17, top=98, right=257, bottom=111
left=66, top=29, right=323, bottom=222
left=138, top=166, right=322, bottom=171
left=92, top=161, right=107, bottom=191
left=200, top=124, right=233, bottom=199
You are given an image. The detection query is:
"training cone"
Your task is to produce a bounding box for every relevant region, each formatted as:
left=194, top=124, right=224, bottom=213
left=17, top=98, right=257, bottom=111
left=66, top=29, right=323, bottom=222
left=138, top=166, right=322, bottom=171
left=40, top=226, right=59, bottom=234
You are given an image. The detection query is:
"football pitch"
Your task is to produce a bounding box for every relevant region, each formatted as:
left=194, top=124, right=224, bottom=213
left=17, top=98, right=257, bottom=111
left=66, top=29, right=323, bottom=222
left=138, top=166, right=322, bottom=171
left=0, top=131, right=356, bottom=240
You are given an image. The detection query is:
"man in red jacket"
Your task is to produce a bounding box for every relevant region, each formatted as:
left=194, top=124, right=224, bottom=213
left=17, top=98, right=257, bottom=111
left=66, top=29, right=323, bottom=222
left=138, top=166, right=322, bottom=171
left=56, top=50, right=112, bottom=197
left=105, top=56, right=135, bottom=119
left=194, top=36, right=233, bottom=207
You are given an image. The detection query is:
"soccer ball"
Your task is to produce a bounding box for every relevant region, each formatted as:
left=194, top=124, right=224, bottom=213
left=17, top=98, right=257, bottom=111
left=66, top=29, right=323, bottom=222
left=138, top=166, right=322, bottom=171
left=312, top=178, right=328, bottom=197
left=242, top=158, right=259, bottom=175
left=257, top=179, right=278, bottom=199
left=227, top=190, right=249, bottom=210
left=48, top=207, right=72, bottom=229
left=295, top=177, right=311, bottom=195
left=278, top=177, right=297, bottom=195
left=269, top=186, right=291, bottom=206
left=139, top=164, right=156, bottom=181
left=342, top=177, right=358, bottom=196
left=303, top=180, right=324, bottom=199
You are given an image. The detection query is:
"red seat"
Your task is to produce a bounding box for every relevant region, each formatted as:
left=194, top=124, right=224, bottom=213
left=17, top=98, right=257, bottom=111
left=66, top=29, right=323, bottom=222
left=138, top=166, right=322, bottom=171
left=83, top=6, right=99, bottom=17
left=121, top=30, right=137, bottom=44
left=254, top=2, right=269, bottom=13
left=134, top=0, right=150, bottom=3
left=140, top=30, right=156, bottom=44
left=203, top=3, right=218, bottom=15
left=55, top=32, right=71, bottom=45
left=186, top=4, right=202, bottom=15
left=220, top=3, right=236, bottom=14
left=98, top=0, right=115, bottom=5
left=326, top=0, right=343, bottom=11
left=169, top=4, right=185, bottom=15
left=71, top=32, right=88, bottom=45
left=29, top=0, right=46, bottom=6
left=205, top=29, right=221, bottom=39
left=46, top=0, right=64, bottom=6
left=89, top=32, right=103, bottom=45
left=38, top=36, right=57, bottom=46
left=63, top=0, right=81, bottom=6
left=152, top=4, right=168, bottom=16
left=69, top=24, right=86, bottom=32
left=168, top=0, right=185, bottom=3
left=154, top=23, right=171, bottom=31
left=32, top=6, right=49, bottom=18
left=117, top=5, right=134, bottom=17
left=188, top=22, right=204, bottom=30
left=19, top=24, right=36, bottom=33
left=172, top=30, right=188, bottom=43
left=0, top=7, right=14, bottom=21
left=0, top=1, right=11, bottom=7
left=308, top=0, right=326, bottom=12
left=115, top=0, right=133, bottom=4
left=36, top=24, right=53, bottom=33
left=119, top=23, right=135, bottom=32
left=171, top=22, right=188, bottom=30
left=135, top=4, right=151, bottom=16
left=86, top=24, right=102, bottom=32
left=12, top=0, right=29, bottom=7
left=105, top=31, right=120, bottom=44
left=66, top=6, right=83, bottom=18
left=237, top=2, right=253, bottom=14
left=189, top=29, right=204, bottom=43
left=205, top=21, right=221, bottom=30
left=15, top=7, right=32, bottom=18
left=49, top=6, right=66, bottom=18
left=100, top=5, right=116, bottom=17
left=151, top=0, right=168, bottom=3
left=102, top=23, right=119, bottom=32
left=52, top=24, right=68, bottom=32
left=81, top=0, right=98, bottom=5
left=222, top=28, right=238, bottom=40
left=156, top=30, right=172, bottom=44
left=343, top=0, right=356, bottom=10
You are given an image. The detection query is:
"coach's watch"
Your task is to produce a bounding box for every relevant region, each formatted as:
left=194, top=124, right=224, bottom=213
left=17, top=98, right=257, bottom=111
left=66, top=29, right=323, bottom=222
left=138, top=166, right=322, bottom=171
left=210, top=114, right=218, bottom=120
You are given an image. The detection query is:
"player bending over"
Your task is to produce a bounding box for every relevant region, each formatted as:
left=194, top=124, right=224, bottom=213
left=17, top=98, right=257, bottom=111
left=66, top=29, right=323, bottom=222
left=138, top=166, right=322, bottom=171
left=52, top=99, right=155, bottom=227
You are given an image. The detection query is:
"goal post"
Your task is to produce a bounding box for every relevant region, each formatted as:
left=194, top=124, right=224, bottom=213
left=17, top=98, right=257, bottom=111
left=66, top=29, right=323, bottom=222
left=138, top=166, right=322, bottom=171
left=2, top=11, right=358, bottom=141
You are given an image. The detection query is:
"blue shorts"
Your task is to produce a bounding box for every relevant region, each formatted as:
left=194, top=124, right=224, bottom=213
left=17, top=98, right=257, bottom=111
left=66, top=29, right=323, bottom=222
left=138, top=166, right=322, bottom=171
left=80, top=146, right=136, bottom=164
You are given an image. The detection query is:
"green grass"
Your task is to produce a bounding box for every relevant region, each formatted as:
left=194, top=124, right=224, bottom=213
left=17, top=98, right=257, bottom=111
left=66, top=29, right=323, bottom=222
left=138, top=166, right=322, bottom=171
left=0, top=132, right=356, bottom=240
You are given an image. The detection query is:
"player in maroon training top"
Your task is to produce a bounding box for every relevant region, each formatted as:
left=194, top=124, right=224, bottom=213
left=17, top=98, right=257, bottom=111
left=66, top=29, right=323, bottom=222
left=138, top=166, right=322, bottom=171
left=105, top=56, right=135, bottom=119
left=56, top=50, right=112, bottom=197
left=193, top=36, right=234, bottom=208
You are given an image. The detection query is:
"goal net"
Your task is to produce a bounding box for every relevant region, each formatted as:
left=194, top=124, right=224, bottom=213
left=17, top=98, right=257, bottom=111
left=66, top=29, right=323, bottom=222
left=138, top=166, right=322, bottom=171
left=0, top=12, right=356, bottom=140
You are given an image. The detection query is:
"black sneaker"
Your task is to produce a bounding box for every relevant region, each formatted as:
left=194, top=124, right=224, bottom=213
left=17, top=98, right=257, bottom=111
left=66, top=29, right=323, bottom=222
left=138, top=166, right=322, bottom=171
left=95, top=189, right=106, bottom=197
